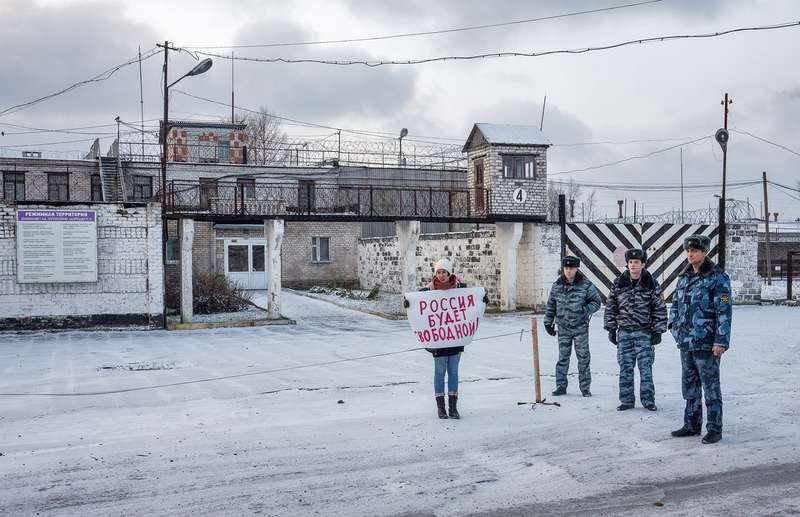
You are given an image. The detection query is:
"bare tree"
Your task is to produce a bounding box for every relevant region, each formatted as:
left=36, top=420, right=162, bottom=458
left=235, top=107, right=289, bottom=165
left=547, top=179, right=598, bottom=222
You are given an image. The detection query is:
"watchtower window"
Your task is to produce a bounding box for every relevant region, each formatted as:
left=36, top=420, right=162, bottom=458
left=502, top=155, right=537, bottom=179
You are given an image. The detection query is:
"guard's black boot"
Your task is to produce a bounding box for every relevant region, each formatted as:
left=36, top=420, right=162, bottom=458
left=702, top=431, right=722, bottom=444
left=582, top=391, right=592, bottom=397
left=551, top=387, right=567, bottom=396
left=671, top=427, right=701, bottom=437
left=617, top=403, right=634, bottom=411
left=436, top=396, right=448, bottom=419
left=448, top=395, right=460, bottom=419
left=643, top=403, right=658, bottom=411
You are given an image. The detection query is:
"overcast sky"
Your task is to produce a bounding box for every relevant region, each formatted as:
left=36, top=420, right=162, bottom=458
left=1, top=0, right=798, bottom=220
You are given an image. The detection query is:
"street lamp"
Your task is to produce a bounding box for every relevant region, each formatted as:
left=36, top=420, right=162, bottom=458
left=159, top=45, right=212, bottom=325
left=399, top=127, right=408, bottom=166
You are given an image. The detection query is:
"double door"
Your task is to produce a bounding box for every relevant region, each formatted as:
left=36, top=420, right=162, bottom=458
left=224, top=239, right=266, bottom=290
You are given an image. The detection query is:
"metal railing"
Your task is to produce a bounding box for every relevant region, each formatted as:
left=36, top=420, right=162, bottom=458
left=151, top=180, right=490, bottom=220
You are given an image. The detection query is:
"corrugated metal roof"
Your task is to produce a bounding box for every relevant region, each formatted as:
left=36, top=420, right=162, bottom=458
left=474, top=123, right=551, bottom=146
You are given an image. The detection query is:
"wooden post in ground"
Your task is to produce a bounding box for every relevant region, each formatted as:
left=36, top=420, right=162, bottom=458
left=531, top=317, right=542, bottom=403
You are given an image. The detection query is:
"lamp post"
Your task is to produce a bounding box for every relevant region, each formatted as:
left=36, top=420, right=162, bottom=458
left=158, top=40, right=212, bottom=327
left=399, top=127, right=408, bottom=166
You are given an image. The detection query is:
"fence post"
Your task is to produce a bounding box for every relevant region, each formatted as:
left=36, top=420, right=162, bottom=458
left=559, top=194, right=567, bottom=259
left=429, top=187, right=433, bottom=217
left=369, top=186, right=374, bottom=216
left=531, top=317, right=542, bottom=403
left=789, top=251, right=795, bottom=301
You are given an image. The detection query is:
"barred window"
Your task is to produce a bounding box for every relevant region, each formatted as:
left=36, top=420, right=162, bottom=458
left=3, top=172, right=25, bottom=201
left=48, top=173, right=69, bottom=201
left=91, top=174, right=103, bottom=201
left=132, top=175, right=153, bottom=201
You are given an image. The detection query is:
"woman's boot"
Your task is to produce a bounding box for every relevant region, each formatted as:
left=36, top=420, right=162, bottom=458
left=448, top=394, right=460, bottom=419
left=436, top=396, right=448, bottom=419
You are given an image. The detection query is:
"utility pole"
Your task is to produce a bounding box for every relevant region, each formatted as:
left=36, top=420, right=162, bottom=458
left=717, top=93, right=732, bottom=270
left=539, top=94, right=547, bottom=131
left=139, top=46, right=145, bottom=160
left=231, top=52, right=235, bottom=123
left=158, top=40, right=170, bottom=328
left=337, top=130, right=341, bottom=162
left=763, top=171, right=772, bottom=285
left=680, top=147, right=684, bottom=223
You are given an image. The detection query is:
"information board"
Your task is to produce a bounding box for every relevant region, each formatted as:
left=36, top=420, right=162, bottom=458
left=16, top=210, right=98, bottom=283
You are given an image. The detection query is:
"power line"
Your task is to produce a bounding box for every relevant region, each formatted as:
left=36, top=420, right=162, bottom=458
left=0, top=47, right=162, bottom=118
left=551, top=136, right=700, bottom=147
left=181, top=0, right=662, bottom=49
left=192, top=20, right=800, bottom=67
left=171, top=89, right=464, bottom=145
left=549, top=135, right=712, bottom=176
left=731, top=128, right=800, bottom=158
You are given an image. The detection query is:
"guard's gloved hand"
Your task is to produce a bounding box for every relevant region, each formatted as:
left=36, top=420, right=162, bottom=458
left=668, top=321, right=673, bottom=331
left=482, top=293, right=490, bottom=304
left=651, top=332, right=662, bottom=345
left=544, top=324, right=557, bottom=336
left=403, top=298, right=409, bottom=309
left=608, top=329, right=618, bottom=345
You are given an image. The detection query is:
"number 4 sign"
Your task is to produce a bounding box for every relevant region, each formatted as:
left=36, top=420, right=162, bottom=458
left=512, top=188, right=527, bottom=204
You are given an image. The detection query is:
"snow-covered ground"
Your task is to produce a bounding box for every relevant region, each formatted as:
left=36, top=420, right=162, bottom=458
left=1, top=292, right=798, bottom=516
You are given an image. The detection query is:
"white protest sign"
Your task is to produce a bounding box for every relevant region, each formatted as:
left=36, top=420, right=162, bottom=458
left=405, top=287, right=486, bottom=349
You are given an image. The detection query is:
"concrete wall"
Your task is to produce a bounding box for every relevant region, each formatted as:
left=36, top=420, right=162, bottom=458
left=0, top=202, right=164, bottom=329
left=726, top=222, right=762, bottom=303
left=358, top=224, right=562, bottom=308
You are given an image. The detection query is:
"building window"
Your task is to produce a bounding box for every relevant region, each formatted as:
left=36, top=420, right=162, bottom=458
left=502, top=155, right=537, bottom=179
left=132, top=175, right=153, bottom=201
left=91, top=174, right=103, bottom=201
left=237, top=178, right=255, bottom=200
left=199, top=178, right=218, bottom=209
left=218, top=140, right=230, bottom=163
left=166, top=237, right=180, bottom=262
left=3, top=172, right=25, bottom=201
left=227, top=245, right=249, bottom=272
left=48, top=173, right=69, bottom=201
left=311, top=236, right=330, bottom=263
left=298, top=180, right=316, bottom=213
left=474, top=158, right=485, bottom=213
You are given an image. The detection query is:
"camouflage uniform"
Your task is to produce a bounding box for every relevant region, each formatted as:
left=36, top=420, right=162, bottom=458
left=669, top=258, right=732, bottom=434
left=604, top=270, right=668, bottom=406
left=545, top=270, right=602, bottom=393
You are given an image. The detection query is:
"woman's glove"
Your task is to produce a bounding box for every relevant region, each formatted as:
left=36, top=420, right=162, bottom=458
left=482, top=293, right=489, bottom=304
left=403, top=298, right=409, bottom=309
left=608, top=329, right=618, bottom=345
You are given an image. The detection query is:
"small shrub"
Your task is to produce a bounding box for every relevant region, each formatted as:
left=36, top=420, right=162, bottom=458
left=165, top=270, right=253, bottom=314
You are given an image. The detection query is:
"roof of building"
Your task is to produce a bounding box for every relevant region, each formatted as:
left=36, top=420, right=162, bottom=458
left=462, top=123, right=551, bottom=152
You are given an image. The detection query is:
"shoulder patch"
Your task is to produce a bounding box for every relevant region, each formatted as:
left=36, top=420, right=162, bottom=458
left=720, top=294, right=730, bottom=304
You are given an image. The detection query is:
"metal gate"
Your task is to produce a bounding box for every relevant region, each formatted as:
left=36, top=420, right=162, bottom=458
left=565, top=223, right=719, bottom=301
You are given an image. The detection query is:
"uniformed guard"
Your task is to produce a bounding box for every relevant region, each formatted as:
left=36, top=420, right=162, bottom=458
left=604, top=248, right=668, bottom=411
left=669, top=234, right=732, bottom=444
left=544, top=255, right=602, bottom=397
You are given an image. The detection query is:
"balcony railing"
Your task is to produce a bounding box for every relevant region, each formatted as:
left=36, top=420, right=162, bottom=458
left=154, top=180, right=491, bottom=221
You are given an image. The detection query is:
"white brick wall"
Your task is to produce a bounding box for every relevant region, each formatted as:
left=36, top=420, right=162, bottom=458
left=358, top=223, right=561, bottom=308
left=0, top=203, right=164, bottom=327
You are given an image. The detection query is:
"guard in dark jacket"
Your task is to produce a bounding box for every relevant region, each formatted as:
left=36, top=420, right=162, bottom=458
left=544, top=256, right=602, bottom=397
left=669, top=234, right=732, bottom=444
left=604, top=248, right=668, bottom=411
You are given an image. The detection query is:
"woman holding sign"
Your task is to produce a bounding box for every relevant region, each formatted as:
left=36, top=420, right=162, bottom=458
left=405, top=258, right=489, bottom=420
